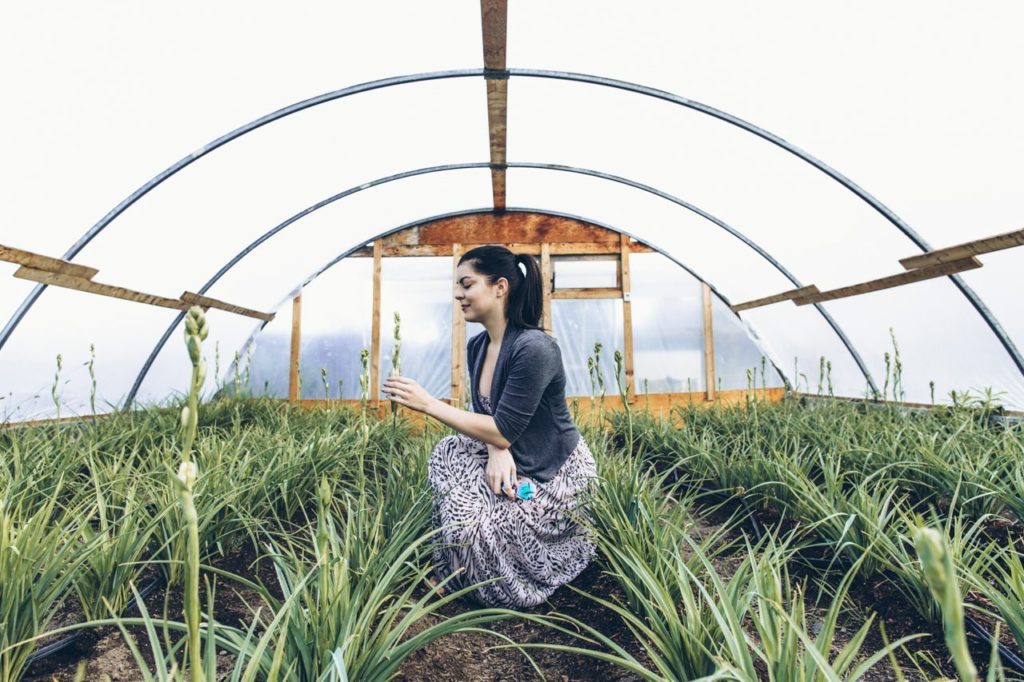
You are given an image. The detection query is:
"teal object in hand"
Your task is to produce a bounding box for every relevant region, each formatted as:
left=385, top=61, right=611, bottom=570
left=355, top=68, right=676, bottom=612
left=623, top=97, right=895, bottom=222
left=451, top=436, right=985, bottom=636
left=517, top=480, right=536, bottom=500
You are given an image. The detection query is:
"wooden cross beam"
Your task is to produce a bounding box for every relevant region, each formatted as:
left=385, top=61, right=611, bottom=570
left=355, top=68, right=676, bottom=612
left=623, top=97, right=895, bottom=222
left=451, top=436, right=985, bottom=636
left=793, top=257, right=982, bottom=305
left=3, top=242, right=274, bottom=321
left=899, top=227, right=1024, bottom=270
left=480, top=0, right=508, bottom=211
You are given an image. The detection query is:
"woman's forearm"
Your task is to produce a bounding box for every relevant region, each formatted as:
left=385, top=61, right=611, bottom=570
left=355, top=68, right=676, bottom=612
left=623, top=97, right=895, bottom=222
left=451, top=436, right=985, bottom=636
left=426, top=398, right=512, bottom=449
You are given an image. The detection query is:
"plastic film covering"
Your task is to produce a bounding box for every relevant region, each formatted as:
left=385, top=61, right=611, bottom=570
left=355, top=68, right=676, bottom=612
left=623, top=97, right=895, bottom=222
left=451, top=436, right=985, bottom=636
left=132, top=168, right=492, bottom=407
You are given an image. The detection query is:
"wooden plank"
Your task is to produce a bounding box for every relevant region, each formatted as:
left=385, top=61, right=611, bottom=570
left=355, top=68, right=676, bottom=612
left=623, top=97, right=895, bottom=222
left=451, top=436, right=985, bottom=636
left=730, top=285, right=821, bottom=313
left=702, top=283, right=716, bottom=401
left=350, top=241, right=659, bottom=258
left=540, top=242, right=552, bottom=333
left=0, top=244, right=98, bottom=280
left=620, top=234, right=635, bottom=403
left=487, top=78, right=508, bottom=167
left=480, top=0, right=507, bottom=71
left=380, top=228, right=420, bottom=247
left=370, top=241, right=382, bottom=406
left=288, top=294, right=301, bottom=402
left=282, top=388, right=790, bottom=432
left=181, top=291, right=274, bottom=322
left=491, top=167, right=506, bottom=212
left=793, top=257, right=982, bottom=305
left=899, top=228, right=1024, bottom=270
left=15, top=267, right=189, bottom=311
left=481, top=0, right=508, bottom=211
left=551, top=287, right=622, bottom=300
left=419, top=213, right=620, bottom=245
left=451, top=244, right=466, bottom=406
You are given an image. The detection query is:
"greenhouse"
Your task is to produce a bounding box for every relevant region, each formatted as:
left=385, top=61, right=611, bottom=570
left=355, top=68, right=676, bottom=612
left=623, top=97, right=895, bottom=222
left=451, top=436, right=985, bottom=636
left=1, top=2, right=1023, bottom=680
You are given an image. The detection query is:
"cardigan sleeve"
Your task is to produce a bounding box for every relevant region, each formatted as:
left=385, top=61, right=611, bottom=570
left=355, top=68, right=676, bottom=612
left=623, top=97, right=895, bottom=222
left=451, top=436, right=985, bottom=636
left=491, top=335, right=559, bottom=445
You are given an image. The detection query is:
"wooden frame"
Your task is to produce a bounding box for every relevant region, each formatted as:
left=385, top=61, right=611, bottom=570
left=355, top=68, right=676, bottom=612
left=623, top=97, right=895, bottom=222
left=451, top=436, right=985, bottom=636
left=288, top=294, right=301, bottom=402
left=620, top=233, right=635, bottom=402
left=451, top=243, right=467, bottom=406
left=369, top=240, right=382, bottom=406
left=702, top=283, right=716, bottom=401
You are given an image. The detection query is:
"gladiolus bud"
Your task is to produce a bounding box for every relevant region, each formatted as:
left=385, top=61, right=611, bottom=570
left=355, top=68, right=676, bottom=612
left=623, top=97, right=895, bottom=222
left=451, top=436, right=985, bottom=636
left=177, top=461, right=197, bottom=489
left=180, top=406, right=190, bottom=429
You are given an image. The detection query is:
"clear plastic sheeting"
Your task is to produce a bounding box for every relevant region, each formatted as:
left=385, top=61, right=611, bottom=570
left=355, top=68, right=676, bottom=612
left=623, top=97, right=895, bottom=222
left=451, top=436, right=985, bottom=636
left=380, top=257, right=455, bottom=399
left=628, top=252, right=704, bottom=393
left=712, top=296, right=784, bottom=393
left=130, top=168, right=492, bottom=406
left=552, top=299, right=624, bottom=398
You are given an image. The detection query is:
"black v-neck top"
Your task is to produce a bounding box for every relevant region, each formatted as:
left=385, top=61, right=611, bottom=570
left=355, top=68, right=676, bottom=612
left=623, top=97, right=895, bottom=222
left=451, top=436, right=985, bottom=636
left=467, top=324, right=580, bottom=482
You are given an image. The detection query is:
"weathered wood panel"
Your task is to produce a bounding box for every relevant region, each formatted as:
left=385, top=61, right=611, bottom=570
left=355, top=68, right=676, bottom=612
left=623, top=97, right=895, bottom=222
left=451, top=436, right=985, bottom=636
left=794, top=257, right=982, bottom=305
left=1, top=244, right=98, bottom=279
left=899, top=228, right=1024, bottom=270
left=181, top=291, right=274, bottom=321
left=419, top=213, right=621, bottom=245
left=730, top=285, right=820, bottom=313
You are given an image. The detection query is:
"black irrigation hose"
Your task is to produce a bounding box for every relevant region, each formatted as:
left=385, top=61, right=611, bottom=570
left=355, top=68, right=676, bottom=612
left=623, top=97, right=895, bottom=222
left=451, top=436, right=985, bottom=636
left=26, top=576, right=164, bottom=666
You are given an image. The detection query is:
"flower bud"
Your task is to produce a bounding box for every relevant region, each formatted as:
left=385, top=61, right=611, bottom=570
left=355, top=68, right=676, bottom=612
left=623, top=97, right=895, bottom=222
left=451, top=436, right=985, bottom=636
left=180, top=406, right=190, bottom=429
left=187, top=336, right=202, bottom=364
left=177, top=461, right=197, bottom=489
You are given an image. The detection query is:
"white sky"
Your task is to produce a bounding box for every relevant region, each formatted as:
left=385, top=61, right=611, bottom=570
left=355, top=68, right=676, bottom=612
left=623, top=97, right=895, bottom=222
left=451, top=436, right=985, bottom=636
left=1, top=1, right=1022, bottom=412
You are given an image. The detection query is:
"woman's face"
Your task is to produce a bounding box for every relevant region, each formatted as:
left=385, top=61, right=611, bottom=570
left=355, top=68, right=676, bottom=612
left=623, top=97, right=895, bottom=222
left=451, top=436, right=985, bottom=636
left=454, top=260, right=508, bottom=323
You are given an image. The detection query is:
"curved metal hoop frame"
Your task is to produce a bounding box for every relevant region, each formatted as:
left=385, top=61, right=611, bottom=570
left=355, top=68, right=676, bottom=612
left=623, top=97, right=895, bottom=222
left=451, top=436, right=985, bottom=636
left=4, top=67, right=1018, bottom=396
left=221, top=206, right=794, bottom=405
left=124, top=162, right=878, bottom=406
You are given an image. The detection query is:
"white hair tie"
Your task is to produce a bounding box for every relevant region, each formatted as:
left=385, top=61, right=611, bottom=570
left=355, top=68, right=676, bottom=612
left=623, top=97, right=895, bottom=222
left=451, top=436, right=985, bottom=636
left=517, top=261, right=527, bottom=276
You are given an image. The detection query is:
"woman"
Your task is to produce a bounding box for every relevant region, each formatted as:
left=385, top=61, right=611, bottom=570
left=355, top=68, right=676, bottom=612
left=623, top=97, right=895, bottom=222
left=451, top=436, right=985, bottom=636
left=383, top=244, right=597, bottom=609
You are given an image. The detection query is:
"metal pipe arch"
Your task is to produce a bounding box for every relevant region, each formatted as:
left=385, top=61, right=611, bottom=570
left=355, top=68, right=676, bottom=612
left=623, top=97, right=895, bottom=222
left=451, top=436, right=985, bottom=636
left=123, top=161, right=880, bottom=406
left=217, top=207, right=793, bottom=406
left=2, top=67, right=1015, bottom=387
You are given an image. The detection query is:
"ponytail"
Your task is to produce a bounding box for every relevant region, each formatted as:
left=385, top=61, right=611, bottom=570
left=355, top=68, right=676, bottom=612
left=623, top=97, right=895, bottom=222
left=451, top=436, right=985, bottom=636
left=459, top=245, right=544, bottom=330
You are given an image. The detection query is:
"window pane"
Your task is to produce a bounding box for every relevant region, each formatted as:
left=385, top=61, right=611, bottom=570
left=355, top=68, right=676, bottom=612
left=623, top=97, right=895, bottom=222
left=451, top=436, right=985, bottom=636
left=553, top=257, right=618, bottom=289
left=552, top=299, right=624, bottom=397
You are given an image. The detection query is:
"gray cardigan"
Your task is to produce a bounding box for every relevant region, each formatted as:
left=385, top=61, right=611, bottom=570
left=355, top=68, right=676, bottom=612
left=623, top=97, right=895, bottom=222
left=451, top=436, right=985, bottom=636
left=468, top=324, right=581, bottom=483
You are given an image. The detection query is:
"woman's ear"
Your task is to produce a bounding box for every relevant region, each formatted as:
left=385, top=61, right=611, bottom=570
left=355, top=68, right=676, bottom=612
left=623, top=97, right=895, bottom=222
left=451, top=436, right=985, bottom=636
left=495, top=276, right=509, bottom=298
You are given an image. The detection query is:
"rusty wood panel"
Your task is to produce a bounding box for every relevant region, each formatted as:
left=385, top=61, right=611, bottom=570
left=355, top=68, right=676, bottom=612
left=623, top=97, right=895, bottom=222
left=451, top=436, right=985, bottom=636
left=370, top=242, right=382, bottom=406
left=551, top=287, right=622, bottom=300
left=15, top=267, right=189, bottom=311
left=288, top=294, right=301, bottom=402
left=794, top=257, right=982, bottom=305
left=540, top=243, right=552, bottom=333
left=419, top=213, right=619, bottom=245
left=487, top=79, right=507, bottom=165
left=181, top=291, right=274, bottom=322
left=702, top=283, right=716, bottom=401
left=380, top=229, right=420, bottom=248
left=620, top=234, right=635, bottom=402
left=899, top=228, right=1024, bottom=270
left=730, top=285, right=821, bottom=313
left=1, top=244, right=98, bottom=279
left=480, top=0, right=507, bottom=71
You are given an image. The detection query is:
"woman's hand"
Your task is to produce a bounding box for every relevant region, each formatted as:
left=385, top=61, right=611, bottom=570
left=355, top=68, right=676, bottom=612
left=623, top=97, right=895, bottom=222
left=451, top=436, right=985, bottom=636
left=383, top=376, right=436, bottom=414
left=485, top=443, right=518, bottom=499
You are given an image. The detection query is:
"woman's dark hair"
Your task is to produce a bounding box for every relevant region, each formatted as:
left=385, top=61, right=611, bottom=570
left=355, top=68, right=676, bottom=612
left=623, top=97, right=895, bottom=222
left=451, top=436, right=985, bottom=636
left=459, top=245, right=543, bottom=330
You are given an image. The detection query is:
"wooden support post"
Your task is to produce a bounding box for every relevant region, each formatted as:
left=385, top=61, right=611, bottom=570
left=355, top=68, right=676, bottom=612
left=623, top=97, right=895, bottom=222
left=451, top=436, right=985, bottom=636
left=702, top=283, right=717, bottom=401
left=451, top=244, right=467, bottom=406
left=370, top=241, right=382, bottom=407
left=619, top=234, right=635, bottom=403
left=288, top=294, right=302, bottom=402
left=540, top=242, right=552, bottom=334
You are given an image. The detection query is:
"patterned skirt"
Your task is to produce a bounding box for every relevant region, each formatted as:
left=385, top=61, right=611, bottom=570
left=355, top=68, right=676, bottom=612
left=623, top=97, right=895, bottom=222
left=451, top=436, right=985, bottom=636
left=427, top=395, right=597, bottom=609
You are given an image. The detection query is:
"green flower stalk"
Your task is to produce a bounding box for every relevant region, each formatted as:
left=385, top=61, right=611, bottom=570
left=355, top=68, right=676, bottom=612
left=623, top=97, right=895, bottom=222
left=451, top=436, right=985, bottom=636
left=181, top=306, right=208, bottom=464
left=52, top=352, right=63, bottom=421
left=321, top=367, right=330, bottom=402
left=390, top=312, right=402, bottom=418
left=180, top=305, right=208, bottom=682
left=913, top=526, right=977, bottom=681
left=359, top=348, right=370, bottom=416
left=613, top=349, right=633, bottom=452
left=88, top=343, right=97, bottom=416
